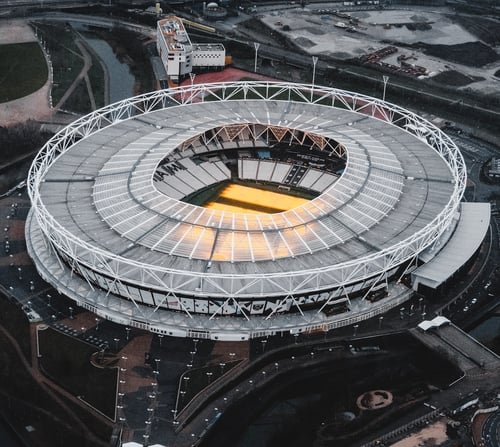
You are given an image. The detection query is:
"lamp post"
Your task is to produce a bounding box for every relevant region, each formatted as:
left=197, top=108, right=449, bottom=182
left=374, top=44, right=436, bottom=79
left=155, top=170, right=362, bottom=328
left=189, top=72, right=196, bottom=103
left=261, top=339, right=267, bottom=353
left=254, top=42, right=260, bottom=72
left=382, top=75, right=389, bottom=101
left=311, top=56, right=318, bottom=101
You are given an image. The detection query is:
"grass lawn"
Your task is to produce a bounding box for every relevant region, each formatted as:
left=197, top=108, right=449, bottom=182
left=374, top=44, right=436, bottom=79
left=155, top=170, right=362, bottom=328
left=33, top=22, right=84, bottom=107
left=38, top=327, right=118, bottom=420
left=0, top=42, right=47, bottom=103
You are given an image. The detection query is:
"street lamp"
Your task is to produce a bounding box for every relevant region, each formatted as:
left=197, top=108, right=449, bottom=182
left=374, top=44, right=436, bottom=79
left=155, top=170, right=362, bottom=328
left=382, top=75, right=389, bottom=101
left=254, top=42, right=260, bottom=72
left=189, top=72, right=196, bottom=103
left=261, top=339, right=267, bottom=353
left=311, top=56, right=318, bottom=100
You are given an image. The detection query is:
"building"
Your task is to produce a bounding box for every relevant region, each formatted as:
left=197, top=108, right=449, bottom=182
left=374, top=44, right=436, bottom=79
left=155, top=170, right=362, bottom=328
left=203, top=2, right=228, bottom=21
left=156, top=16, right=193, bottom=83
left=486, top=157, right=500, bottom=181
left=26, top=81, right=487, bottom=341
left=192, top=43, right=226, bottom=71
left=156, top=16, right=225, bottom=83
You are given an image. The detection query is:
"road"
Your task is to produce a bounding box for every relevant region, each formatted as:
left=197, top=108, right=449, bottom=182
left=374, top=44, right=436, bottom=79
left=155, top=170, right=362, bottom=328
left=0, top=0, right=97, bottom=7
left=482, top=410, right=500, bottom=447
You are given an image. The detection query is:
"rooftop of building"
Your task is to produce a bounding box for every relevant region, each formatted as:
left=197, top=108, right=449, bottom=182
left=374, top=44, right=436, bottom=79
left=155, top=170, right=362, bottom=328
left=157, top=16, right=192, bottom=53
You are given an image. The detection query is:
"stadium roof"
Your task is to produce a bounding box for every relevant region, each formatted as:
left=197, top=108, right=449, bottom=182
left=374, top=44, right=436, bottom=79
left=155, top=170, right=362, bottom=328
left=29, top=81, right=464, bottom=300
left=412, top=202, right=490, bottom=289
left=40, top=101, right=453, bottom=280
left=27, top=82, right=466, bottom=337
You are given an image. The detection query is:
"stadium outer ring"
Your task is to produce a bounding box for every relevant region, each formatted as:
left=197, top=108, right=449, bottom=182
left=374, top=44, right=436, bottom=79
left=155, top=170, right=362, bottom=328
left=26, top=81, right=466, bottom=340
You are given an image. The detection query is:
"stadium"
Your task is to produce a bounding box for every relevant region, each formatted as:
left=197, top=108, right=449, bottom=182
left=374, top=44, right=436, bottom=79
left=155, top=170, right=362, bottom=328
left=26, top=81, right=470, bottom=341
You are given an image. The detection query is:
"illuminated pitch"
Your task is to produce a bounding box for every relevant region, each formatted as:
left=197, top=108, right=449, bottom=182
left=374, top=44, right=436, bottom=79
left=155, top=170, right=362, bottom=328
left=204, top=183, right=310, bottom=214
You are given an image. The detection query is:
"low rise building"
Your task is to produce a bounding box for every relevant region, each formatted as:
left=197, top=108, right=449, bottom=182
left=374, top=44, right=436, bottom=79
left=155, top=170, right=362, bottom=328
left=156, top=16, right=225, bottom=83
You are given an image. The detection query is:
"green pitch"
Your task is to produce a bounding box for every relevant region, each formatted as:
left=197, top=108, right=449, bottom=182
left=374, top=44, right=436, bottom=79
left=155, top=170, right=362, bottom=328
left=0, top=42, right=48, bottom=103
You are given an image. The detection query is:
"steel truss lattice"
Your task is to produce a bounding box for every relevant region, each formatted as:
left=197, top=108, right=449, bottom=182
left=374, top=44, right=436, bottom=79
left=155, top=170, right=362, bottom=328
left=26, top=81, right=466, bottom=339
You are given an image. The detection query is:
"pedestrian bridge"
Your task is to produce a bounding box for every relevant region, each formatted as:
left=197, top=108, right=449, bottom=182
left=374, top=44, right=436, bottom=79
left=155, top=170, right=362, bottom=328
left=411, top=317, right=500, bottom=373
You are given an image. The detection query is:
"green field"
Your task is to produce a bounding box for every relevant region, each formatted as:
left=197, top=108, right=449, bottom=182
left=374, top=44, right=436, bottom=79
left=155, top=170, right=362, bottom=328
left=0, top=42, right=48, bottom=103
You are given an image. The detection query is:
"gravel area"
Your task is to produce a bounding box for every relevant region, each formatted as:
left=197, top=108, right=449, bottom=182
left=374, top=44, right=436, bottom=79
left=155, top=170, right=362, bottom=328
left=389, top=418, right=449, bottom=447
left=259, top=5, right=500, bottom=98
left=0, top=19, right=37, bottom=44
left=0, top=19, right=52, bottom=126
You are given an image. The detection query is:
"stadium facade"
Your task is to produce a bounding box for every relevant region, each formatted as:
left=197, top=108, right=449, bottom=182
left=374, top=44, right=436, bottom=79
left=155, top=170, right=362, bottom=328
left=26, top=81, right=484, bottom=341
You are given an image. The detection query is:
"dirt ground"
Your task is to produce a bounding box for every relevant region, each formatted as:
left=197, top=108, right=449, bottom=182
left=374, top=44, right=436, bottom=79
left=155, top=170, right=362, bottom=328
left=389, top=418, right=449, bottom=447
left=0, top=19, right=37, bottom=44
left=0, top=19, right=53, bottom=126
left=259, top=4, right=500, bottom=98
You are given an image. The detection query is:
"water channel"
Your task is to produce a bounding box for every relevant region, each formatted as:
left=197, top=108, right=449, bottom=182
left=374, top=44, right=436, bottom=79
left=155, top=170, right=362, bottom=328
left=469, top=314, right=500, bottom=354
left=73, top=24, right=136, bottom=104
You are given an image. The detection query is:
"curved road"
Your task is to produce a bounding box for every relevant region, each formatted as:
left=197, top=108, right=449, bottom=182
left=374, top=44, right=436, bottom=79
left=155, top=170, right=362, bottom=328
left=482, top=410, right=500, bottom=447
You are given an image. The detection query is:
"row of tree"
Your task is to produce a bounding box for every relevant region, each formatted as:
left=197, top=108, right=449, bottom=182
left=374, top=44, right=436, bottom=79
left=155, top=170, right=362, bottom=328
left=0, top=120, right=49, bottom=170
